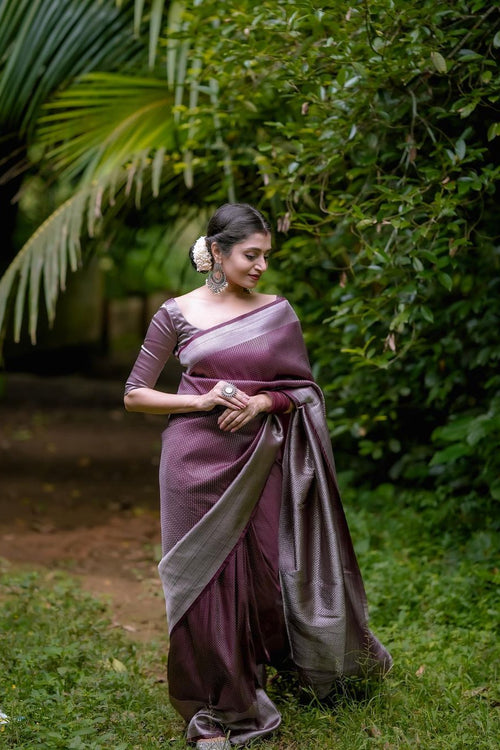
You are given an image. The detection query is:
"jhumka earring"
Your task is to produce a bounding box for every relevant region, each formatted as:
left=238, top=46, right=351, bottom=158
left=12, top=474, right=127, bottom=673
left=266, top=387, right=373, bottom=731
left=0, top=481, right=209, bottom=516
left=206, top=262, right=227, bottom=294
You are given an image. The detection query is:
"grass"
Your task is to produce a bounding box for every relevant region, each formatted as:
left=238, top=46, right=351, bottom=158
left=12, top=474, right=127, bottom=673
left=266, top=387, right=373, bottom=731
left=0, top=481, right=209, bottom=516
left=1, top=486, right=499, bottom=749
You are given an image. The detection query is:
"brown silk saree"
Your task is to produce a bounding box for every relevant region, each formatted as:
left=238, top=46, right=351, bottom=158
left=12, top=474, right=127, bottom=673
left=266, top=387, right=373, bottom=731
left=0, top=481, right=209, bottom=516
left=125, top=296, right=392, bottom=745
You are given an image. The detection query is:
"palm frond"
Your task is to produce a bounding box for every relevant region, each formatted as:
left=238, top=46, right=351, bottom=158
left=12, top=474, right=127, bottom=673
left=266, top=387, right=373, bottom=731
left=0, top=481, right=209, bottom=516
left=0, top=0, right=238, bottom=347
left=37, top=72, right=175, bottom=183
left=0, top=186, right=91, bottom=344
left=132, top=0, right=169, bottom=68
left=0, top=0, right=141, bottom=136
left=166, top=1, right=186, bottom=90
left=0, top=158, right=190, bottom=344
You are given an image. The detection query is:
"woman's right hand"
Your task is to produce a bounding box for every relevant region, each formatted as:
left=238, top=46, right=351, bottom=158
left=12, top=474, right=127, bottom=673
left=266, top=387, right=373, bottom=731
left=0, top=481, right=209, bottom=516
left=198, top=380, right=250, bottom=412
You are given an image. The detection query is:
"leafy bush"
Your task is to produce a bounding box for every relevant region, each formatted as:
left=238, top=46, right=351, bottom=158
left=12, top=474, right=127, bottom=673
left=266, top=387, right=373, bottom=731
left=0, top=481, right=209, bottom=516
left=172, top=0, right=500, bottom=528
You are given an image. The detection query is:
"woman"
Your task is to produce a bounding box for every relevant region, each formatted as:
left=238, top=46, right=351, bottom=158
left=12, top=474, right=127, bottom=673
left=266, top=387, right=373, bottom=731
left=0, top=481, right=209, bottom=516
left=124, top=203, right=392, bottom=749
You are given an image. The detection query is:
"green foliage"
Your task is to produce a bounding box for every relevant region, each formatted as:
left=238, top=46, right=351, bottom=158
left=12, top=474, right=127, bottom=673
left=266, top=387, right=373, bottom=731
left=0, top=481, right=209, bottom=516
left=168, top=0, right=500, bottom=523
left=0, top=0, right=141, bottom=136
left=0, top=571, right=183, bottom=749
left=0, top=0, right=151, bottom=343
left=0, top=168, right=130, bottom=344
left=37, top=73, right=175, bottom=183
left=1, top=496, right=499, bottom=750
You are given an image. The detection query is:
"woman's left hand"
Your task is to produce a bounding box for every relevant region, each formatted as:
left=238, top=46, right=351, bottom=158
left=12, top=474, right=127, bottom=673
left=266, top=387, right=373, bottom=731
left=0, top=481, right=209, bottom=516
left=217, top=394, right=272, bottom=432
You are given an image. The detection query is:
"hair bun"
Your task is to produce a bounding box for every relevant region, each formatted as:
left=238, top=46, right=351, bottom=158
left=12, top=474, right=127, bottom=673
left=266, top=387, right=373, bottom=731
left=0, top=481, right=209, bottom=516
left=190, top=236, right=213, bottom=273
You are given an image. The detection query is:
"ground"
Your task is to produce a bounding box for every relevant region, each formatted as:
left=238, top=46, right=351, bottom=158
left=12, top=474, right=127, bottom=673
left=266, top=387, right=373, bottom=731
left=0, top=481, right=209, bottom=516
left=0, top=373, right=170, bottom=644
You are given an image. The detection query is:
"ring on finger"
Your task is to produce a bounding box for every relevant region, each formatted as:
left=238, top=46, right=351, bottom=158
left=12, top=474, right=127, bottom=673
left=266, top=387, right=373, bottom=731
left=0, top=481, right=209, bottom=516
left=221, top=382, right=237, bottom=398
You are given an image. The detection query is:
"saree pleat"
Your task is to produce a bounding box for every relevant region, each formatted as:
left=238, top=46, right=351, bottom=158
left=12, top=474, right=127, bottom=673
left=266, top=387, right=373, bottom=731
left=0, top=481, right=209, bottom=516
left=125, top=297, right=392, bottom=746
left=168, top=459, right=289, bottom=741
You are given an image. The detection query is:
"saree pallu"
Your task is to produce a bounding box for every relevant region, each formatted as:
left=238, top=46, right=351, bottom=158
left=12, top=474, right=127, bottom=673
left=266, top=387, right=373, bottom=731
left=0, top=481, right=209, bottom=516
left=125, top=297, right=392, bottom=745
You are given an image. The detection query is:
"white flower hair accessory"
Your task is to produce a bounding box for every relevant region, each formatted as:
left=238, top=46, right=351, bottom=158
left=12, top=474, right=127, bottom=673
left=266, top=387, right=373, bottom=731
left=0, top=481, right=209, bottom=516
left=192, top=236, right=213, bottom=273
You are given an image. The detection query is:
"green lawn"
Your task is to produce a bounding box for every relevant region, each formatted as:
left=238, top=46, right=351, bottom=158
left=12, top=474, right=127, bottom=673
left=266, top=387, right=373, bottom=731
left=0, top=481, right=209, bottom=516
left=1, top=488, right=498, bottom=749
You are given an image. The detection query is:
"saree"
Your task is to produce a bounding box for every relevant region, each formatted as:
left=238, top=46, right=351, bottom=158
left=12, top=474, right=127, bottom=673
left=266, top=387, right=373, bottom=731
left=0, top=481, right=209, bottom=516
left=125, top=296, right=392, bottom=745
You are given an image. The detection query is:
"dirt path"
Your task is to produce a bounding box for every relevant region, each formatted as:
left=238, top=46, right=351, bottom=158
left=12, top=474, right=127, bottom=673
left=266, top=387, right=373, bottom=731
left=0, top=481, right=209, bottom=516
left=0, top=374, right=170, bottom=643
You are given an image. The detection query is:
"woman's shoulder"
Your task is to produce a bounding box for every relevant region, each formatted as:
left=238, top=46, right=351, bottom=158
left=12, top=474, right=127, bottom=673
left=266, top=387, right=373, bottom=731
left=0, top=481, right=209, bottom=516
left=173, top=288, right=205, bottom=303
left=170, top=287, right=209, bottom=313
left=257, top=292, right=279, bottom=303
left=159, top=291, right=202, bottom=311
left=272, top=294, right=297, bottom=312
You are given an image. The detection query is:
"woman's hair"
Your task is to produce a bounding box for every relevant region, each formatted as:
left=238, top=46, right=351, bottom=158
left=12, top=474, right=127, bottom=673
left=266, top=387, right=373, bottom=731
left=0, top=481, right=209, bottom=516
left=189, top=203, right=270, bottom=270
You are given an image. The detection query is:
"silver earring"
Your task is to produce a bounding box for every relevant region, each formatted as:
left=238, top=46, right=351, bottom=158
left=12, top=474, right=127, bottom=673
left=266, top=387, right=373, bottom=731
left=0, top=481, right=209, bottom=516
left=206, top=262, right=227, bottom=294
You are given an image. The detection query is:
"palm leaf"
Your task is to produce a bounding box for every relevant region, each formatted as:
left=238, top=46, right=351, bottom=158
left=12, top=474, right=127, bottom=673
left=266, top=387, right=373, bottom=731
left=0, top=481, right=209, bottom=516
left=135, top=0, right=235, bottom=195
left=37, top=72, right=175, bottom=183
left=0, top=0, right=141, bottom=136
left=0, top=186, right=92, bottom=344
left=132, top=0, right=169, bottom=67
left=0, top=159, right=186, bottom=344
left=0, top=0, right=237, bottom=346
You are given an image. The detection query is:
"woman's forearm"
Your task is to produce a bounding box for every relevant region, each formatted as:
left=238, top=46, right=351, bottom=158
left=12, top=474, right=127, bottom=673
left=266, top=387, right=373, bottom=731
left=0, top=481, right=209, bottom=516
left=124, top=387, right=204, bottom=415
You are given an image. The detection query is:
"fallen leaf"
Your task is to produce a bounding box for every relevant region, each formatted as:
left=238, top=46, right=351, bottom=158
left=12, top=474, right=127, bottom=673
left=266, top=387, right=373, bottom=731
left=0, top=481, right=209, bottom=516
left=364, top=725, right=382, bottom=737
left=122, top=624, right=137, bottom=633
left=110, top=657, right=127, bottom=673
left=464, top=686, right=488, bottom=698
left=31, top=522, right=56, bottom=534
left=110, top=621, right=137, bottom=633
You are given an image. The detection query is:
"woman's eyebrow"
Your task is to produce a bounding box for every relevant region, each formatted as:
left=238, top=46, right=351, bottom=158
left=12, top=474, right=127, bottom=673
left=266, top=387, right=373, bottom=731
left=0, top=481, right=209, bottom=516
left=244, top=246, right=273, bottom=253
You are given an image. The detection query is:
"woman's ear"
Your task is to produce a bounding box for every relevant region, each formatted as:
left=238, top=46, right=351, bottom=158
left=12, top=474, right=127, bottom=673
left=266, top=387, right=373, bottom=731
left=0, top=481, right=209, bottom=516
left=211, top=241, right=222, bottom=264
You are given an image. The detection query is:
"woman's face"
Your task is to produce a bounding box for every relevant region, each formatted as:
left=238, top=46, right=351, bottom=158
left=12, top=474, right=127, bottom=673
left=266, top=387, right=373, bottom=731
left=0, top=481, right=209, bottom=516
left=214, top=232, right=272, bottom=290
